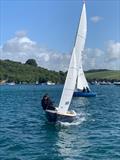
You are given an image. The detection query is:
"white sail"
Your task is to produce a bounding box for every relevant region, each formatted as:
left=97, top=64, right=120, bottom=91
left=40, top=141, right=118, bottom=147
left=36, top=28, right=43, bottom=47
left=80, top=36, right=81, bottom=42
left=75, top=3, right=87, bottom=67
left=58, top=47, right=77, bottom=114
left=76, top=3, right=89, bottom=90
left=77, top=66, right=89, bottom=90
left=58, top=3, right=88, bottom=113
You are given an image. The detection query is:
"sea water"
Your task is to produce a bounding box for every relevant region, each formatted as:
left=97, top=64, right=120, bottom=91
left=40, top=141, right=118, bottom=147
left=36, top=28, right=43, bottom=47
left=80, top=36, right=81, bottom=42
left=0, top=84, right=120, bottom=160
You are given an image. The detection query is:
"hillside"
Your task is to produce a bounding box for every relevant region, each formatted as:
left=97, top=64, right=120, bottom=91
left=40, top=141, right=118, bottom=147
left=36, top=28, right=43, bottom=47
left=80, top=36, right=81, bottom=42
left=0, top=59, right=120, bottom=83
left=85, top=70, right=120, bottom=81
left=0, top=60, right=65, bottom=84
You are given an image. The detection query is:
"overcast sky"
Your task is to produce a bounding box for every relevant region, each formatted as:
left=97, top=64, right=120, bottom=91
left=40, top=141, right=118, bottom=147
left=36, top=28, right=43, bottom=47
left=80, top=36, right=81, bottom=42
left=0, top=0, right=120, bottom=71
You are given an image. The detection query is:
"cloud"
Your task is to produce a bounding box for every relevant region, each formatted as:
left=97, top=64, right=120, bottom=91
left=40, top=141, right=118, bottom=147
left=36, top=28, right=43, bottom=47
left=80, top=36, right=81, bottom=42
left=0, top=32, right=120, bottom=71
left=83, top=41, right=120, bottom=70
left=83, top=48, right=105, bottom=70
left=15, top=30, right=27, bottom=38
left=90, top=16, right=103, bottom=23
left=0, top=32, right=70, bottom=71
left=106, top=40, right=120, bottom=61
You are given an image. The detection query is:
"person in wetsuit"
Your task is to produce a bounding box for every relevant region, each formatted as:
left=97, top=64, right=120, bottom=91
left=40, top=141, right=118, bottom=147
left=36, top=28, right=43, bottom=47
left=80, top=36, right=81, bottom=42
left=41, top=94, right=56, bottom=111
left=86, top=87, right=90, bottom=92
left=82, top=87, right=86, bottom=92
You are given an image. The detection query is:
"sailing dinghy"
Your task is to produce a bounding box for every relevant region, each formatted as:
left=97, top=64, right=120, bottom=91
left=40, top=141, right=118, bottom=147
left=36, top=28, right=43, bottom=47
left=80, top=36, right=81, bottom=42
left=45, top=2, right=95, bottom=123
left=45, top=46, right=77, bottom=123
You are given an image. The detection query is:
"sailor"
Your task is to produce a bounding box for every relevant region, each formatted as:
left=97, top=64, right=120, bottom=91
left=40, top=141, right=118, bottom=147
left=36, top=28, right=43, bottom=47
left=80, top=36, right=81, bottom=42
left=82, top=87, right=86, bottom=92
left=41, top=94, right=56, bottom=111
left=86, top=87, right=90, bottom=92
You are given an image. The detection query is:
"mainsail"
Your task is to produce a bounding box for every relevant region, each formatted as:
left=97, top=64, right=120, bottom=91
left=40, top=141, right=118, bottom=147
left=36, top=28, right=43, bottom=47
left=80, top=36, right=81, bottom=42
left=58, top=3, right=87, bottom=113
left=75, top=3, right=89, bottom=91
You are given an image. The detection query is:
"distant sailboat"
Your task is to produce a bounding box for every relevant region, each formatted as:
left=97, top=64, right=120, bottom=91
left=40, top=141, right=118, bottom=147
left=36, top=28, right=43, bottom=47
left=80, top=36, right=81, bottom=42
left=45, top=2, right=95, bottom=123
left=73, top=2, right=96, bottom=97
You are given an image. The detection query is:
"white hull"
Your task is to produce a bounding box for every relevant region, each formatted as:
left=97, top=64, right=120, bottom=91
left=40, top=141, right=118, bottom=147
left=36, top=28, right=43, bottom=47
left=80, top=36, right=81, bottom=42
left=45, top=109, right=77, bottom=123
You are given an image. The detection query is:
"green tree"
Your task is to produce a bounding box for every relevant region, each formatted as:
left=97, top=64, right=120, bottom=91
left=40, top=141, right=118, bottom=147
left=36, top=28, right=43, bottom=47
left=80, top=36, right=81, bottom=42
left=25, top=59, right=37, bottom=67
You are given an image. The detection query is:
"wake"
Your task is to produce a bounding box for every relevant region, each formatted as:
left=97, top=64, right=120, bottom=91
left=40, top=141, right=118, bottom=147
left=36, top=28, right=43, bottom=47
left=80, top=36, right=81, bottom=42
left=57, top=112, right=86, bottom=127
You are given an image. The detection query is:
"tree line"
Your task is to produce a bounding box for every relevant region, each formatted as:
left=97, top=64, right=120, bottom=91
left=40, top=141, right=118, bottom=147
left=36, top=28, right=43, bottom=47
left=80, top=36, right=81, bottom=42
left=0, top=59, right=66, bottom=84
left=0, top=59, right=120, bottom=83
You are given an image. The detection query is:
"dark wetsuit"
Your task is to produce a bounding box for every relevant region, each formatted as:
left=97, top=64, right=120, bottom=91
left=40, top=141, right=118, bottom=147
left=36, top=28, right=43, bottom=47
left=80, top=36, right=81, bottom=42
left=41, top=98, right=47, bottom=110
left=86, top=87, right=90, bottom=93
left=82, top=87, right=86, bottom=92
left=41, top=96, right=55, bottom=111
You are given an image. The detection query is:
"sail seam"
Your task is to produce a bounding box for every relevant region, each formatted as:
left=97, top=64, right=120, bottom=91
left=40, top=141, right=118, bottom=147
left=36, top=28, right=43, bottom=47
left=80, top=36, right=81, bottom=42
left=77, top=34, right=86, bottom=38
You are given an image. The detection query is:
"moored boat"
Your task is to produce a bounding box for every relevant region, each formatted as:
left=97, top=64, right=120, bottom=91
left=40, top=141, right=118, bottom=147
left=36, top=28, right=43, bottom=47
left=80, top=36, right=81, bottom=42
left=114, top=82, right=120, bottom=85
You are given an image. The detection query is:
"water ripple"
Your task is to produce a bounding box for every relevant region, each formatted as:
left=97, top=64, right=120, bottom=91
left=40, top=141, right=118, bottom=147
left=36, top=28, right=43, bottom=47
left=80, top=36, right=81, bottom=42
left=0, top=85, right=120, bottom=160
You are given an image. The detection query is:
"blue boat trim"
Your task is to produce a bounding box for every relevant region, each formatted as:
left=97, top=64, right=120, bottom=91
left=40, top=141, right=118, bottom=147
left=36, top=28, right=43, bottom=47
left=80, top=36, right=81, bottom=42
left=73, top=91, right=96, bottom=97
